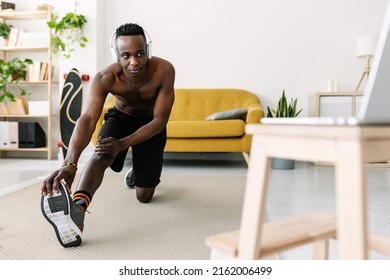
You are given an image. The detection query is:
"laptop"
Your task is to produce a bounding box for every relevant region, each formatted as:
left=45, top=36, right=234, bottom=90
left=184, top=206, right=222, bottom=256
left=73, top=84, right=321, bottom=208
left=261, top=1, right=390, bottom=126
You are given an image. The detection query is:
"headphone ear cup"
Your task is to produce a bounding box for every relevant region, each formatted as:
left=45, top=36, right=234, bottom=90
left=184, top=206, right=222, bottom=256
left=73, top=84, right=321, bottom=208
left=110, top=47, right=119, bottom=62
left=147, top=42, right=152, bottom=59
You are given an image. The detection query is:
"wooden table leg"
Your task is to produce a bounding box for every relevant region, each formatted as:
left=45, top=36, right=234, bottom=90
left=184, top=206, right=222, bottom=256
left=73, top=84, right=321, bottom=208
left=335, top=139, right=368, bottom=259
left=238, top=136, right=271, bottom=259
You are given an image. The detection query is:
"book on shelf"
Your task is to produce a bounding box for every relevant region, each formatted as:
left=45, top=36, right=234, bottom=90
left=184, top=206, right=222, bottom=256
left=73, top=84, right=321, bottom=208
left=16, top=97, right=28, bottom=114
left=0, top=101, right=9, bottom=114
left=1, top=97, right=28, bottom=115
left=39, top=62, right=47, bottom=80
left=27, top=64, right=35, bottom=81
left=15, top=28, right=23, bottom=47
left=7, top=27, right=19, bottom=47
left=27, top=60, right=54, bottom=81
left=32, top=60, right=41, bottom=81
left=45, top=64, right=54, bottom=80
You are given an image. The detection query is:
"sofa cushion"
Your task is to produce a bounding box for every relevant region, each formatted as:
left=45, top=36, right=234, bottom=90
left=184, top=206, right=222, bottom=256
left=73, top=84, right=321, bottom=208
left=169, top=89, right=262, bottom=121
left=206, top=108, right=248, bottom=121
left=168, top=120, right=245, bottom=138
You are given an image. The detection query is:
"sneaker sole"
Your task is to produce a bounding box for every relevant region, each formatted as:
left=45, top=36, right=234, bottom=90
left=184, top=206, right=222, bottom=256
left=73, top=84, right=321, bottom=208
left=41, top=183, right=83, bottom=247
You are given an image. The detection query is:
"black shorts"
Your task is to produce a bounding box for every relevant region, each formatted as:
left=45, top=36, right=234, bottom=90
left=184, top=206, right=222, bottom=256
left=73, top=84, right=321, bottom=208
left=98, top=107, right=167, bottom=188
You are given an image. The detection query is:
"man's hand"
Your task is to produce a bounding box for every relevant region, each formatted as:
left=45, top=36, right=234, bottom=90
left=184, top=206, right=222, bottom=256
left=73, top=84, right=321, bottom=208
left=95, top=136, right=125, bottom=155
left=41, top=165, right=77, bottom=196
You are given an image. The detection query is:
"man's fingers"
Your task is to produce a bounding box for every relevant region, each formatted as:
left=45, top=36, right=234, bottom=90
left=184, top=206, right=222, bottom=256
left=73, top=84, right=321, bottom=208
left=65, top=183, right=72, bottom=194
left=42, top=171, right=59, bottom=196
left=97, top=136, right=110, bottom=143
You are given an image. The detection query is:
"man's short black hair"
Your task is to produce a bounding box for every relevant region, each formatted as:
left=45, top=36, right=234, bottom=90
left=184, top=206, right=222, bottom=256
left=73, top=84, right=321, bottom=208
left=116, top=23, right=146, bottom=42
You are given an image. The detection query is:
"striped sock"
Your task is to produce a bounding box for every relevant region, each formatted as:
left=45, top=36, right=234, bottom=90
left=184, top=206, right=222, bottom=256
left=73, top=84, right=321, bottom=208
left=72, top=190, right=92, bottom=211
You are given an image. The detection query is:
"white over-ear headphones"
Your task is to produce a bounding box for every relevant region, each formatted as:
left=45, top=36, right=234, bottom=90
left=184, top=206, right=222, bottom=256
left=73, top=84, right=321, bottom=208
left=109, top=29, right=152, bottom=62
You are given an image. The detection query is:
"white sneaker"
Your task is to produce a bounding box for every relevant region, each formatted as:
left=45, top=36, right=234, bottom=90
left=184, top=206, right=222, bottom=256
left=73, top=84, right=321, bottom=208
left=124, top=168, right=135, bottom=189
left=41, top=182, right=84, bottom=247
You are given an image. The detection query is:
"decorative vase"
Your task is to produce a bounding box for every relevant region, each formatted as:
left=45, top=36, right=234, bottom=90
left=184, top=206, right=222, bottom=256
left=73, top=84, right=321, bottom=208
left=271, top=158, right=295, bottom=170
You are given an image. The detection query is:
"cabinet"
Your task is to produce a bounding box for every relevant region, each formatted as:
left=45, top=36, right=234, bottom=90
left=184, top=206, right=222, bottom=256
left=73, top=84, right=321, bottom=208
left=0, top=7, right=55, bottom=160
left=312, top=92, right=363, bottom=117
left=311, top=91, right=390, bottom=166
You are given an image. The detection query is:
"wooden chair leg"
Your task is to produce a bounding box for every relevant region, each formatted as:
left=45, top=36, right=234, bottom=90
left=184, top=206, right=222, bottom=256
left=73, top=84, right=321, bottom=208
left=312, top=239, right=329, bottom=260
left=242, top=152, right=250, bottom=165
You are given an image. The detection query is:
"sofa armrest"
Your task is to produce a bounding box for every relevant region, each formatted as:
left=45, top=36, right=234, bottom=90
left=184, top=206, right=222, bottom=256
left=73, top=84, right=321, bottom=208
left=91, top=96, right=115, bottom=146
left=246, top=104, right=264, bottom=124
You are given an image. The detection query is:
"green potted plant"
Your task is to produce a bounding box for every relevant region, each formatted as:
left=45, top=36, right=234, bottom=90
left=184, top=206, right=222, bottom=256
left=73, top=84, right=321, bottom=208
left=47, top=12, right=88, bottom=59
left=266, top=89, right=302, bottom=118
left=266, top=90, right=302, bottom=169
left=0, top=57, right=33, bottom=102
left=0, top=22, right=12, bottom=45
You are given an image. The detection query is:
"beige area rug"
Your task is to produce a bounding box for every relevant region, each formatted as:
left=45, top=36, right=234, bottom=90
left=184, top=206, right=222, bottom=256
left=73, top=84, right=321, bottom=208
left=0, top=174, right=246, bottom=260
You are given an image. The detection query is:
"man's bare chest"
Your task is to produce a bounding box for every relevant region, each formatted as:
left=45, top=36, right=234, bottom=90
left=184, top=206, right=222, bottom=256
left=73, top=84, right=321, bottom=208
left=113, top=82, right=159, bottom=103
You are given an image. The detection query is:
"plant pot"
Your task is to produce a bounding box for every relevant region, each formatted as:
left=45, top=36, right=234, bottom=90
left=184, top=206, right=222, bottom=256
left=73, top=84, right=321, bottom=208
left=271, top=158, right=295, bottom=170
left=12, top=71, right=27, bottom=81
left=0, top=37, right=8, bottom=46
left=59, top=28, right=82, bottom=57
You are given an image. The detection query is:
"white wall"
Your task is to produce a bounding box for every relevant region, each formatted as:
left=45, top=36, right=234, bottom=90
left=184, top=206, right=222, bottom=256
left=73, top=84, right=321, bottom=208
left=103, top=0, right=389, bottom=116
left=7, top=0, right=390, bottom=120
left=10, top=0, right=389, bottom=115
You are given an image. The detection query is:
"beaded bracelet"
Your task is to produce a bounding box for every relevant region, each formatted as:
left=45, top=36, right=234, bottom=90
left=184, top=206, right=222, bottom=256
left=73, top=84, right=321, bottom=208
left=62, top=162, right=78, bottom=171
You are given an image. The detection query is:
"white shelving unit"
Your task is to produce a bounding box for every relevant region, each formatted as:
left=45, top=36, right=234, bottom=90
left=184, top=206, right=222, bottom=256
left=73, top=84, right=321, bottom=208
left=0, top=7, right=55, bottom=160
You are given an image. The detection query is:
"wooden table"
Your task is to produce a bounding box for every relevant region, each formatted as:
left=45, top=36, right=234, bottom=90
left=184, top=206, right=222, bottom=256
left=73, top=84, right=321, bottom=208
left=238, top=124, right=390, bottom=259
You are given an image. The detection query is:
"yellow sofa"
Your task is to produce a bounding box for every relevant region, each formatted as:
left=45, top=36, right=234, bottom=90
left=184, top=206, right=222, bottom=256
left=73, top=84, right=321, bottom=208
left=92, top=89, right=264, bottom=161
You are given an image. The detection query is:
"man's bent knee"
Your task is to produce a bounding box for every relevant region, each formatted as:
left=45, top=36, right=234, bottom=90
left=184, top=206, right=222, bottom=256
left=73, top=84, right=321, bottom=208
left=136, top=187, right=155, bottom=203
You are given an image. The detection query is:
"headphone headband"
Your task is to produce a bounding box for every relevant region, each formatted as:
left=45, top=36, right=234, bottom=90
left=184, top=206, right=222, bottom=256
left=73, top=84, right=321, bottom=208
left=109, top=29, right=152, bottom=62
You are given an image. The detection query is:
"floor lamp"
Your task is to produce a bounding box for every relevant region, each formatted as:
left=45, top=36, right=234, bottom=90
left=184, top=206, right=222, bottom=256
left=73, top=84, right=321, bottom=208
left=355, top=36, right=378, bottom=92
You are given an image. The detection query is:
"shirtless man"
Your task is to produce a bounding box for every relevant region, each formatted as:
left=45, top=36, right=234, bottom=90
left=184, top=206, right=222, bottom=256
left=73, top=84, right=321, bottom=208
left=40, top=23, right=175, bottom=247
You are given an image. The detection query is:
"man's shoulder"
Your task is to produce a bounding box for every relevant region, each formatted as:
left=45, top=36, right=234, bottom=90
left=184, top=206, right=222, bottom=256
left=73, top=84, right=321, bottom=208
left=150, top=57, right=175, bottom=77
left=96, top=64, right=121, bottom=79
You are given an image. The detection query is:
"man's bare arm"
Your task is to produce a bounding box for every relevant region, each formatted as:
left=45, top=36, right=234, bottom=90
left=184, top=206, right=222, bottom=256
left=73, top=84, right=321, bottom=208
left=41, top=72, right=112, bottom=195
left=64, top=73, right=111, bottom=165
